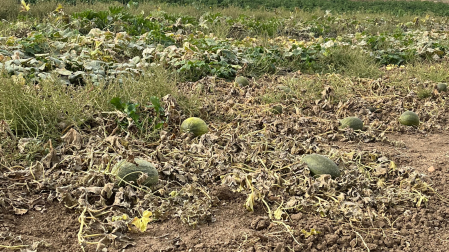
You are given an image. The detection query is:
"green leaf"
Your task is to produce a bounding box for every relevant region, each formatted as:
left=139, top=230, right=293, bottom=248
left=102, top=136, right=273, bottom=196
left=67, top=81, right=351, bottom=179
left=150, top=96, right=163, bottom=113
left=110, top=97, right=124, bottom=110
left=155, top=122, right=164, bottom=129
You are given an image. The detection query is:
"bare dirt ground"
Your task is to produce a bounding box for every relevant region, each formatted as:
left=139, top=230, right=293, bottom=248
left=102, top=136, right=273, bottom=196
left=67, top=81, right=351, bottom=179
left=2, top=131, right=448, bottom=252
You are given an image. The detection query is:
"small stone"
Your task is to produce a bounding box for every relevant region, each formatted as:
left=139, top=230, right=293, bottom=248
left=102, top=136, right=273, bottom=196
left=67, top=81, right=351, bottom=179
left=291, top=213, right=303, bottom=221
left=350, top=238, right=357, bottom=247
left=256, top=219, right=270, bottom=230
left=383, top=237, right=394, bottom=247
left=194, top=243, right=204, bottom=248
left=324, top=234, right=339, bottom=244
left=428, top=166, right=436, bottom=173
left=250, top=217, right=270, bottom=230
left=274, top=243, right=284, bottom=252
left=367, top=243, right=378, bottom=250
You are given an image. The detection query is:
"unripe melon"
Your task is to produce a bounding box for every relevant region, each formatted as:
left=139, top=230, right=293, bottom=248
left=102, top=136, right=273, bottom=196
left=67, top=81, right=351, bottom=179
left=339, top=117, right=363, bottom=130
left=302, top=154, right=340, bottom=178
left=277, top=85, right=292, bottom=93
left=268, top=63, right=276, bottom=74
left=235, top=76, right=249, bottom=87
left=180, top=117, right=209, bottom=136
left=399, top=111, right=419, bottom=126
left=271, top=105, right=283, bottom=114
left=112, top=158, right=159, bottom=187
left=436, top=83, right=447, bottom=92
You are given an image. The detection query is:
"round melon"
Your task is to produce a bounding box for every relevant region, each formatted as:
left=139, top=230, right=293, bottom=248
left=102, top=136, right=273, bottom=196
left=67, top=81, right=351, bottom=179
left=436, top=83, right=447, bottom=92
left=367, top=105, right=377, bottom=113
left=235, top=76, right=249, bottom=87
left=339, top=117, right=363, bottom=131
left=112, top=158, right=159, bottom=187
left=399, top=111, right=419, bottom=126
left=302, top=154, right=340, bottom=178
left=277, top=85, right=292, bottom=93
left=268, top=63, right=276, bottom=74
left=271, top=105, right=283, bottom=114
left=180, top=117, right=209, bottom=136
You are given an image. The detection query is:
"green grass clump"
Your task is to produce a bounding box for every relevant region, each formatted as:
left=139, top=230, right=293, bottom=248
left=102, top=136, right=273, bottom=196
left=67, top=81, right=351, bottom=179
left=318, top=47, right=382, bottom=79
left=0, top=66, right=198, bottom=140
left=417, top=88, right=432, bottom=99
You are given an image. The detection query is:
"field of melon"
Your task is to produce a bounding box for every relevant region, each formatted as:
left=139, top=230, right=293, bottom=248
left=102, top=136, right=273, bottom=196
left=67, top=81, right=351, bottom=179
left=1, top=0, right=449, bottom=251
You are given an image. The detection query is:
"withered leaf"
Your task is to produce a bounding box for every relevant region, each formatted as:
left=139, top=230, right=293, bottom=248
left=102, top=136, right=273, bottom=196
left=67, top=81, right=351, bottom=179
left=13, top=207, right=28, bottom=215
left=136, top=172, right=149, bottom=186
left=41, top=142, right=58, bottom=168
left=61, top=128, right=83, bottom=149
left=102, top=183, right=114, bottom=199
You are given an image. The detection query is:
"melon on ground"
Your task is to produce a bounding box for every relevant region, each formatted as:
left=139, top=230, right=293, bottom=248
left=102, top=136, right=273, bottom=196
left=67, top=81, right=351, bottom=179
left=339, top=117, right=363, bottom=130
left=235, top=76, right=249, bottom=87
left=399, top=111, right=419, bottom=126
left=180, top=117, right=209, bottom=136
left=436, top=83, right=447, bottom=92
left=302, top=154, right=341, bottom=178
left=268, top=63, right=276, bottom=74
left=271, top=105, right=283, bottom=114
left=112, top=158, right=159, bottom=187
left=277, top=85, right=292, bottom=93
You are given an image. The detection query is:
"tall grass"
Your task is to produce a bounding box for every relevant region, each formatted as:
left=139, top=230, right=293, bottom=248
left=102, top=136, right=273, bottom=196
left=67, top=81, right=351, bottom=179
left=0, top=66, right=198, bottom=140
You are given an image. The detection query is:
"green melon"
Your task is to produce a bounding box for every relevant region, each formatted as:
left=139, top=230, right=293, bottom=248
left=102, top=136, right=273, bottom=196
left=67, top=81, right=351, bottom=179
left=302, top=154, right=340, bottom=178
left=235, top=76, right=249, bottom=87
left=339, top=117, right=363, bottom=131
left=277, top=85, right=292, bottom=93
left=436, top=83, right=447, bottom=92
left=367, top=106, right=377, bottom=113
left=180, top=117, right=209, bottom=136
left=112, top=158, right=159, bottom=187
left=271, top=105, right=283, bottom=114
left=268, top=63, right=276, bottom=74
left=399, top=111, right=419, bottom=126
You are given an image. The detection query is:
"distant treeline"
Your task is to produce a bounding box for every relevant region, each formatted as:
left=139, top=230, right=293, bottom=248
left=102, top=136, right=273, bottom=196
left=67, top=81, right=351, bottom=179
left=26, top=0, right=449, bottom=16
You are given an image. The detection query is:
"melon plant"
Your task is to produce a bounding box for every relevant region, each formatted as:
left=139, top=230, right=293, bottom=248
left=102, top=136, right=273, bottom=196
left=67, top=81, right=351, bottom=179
left=180, top=117, right=209, bottom=137
left=302, top=154, right=340, bottom=178
left=399, top=111, right=419, bottom=126
left=112, top=158, right=159, bottom=187
left=339, top=117, right=363, bottom=130
left=235, top=76, right=249, bottom=87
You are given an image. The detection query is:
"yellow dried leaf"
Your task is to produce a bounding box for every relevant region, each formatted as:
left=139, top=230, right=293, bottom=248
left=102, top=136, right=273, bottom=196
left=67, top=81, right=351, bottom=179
left=273, top=207, right=283, bottom=220
left=55, top=3, right=63, bottom=12
left=389, top=161, right=397, bottom=170
left=12, top=74, right=26, bottom=85
left=244, top=191, right=256, bottom=212
left=111, top=214, right=129, bottom=222
left=20, top=0, right=30, bottom=12
left=301, top=228, right=321, bottom=238
left=131, top=210, right=153, bottom=232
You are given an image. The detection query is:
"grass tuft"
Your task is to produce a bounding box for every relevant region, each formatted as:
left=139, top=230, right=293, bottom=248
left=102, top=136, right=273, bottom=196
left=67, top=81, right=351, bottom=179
left=0, top=66, right=198, bottom=140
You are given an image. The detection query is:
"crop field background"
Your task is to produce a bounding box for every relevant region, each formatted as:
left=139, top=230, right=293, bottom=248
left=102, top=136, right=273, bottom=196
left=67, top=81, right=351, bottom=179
left=1, top=0, right=449, bottom=251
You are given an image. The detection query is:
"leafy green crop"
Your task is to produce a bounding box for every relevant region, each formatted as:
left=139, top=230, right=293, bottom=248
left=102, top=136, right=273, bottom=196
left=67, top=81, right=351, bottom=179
left=110, top=97, right=141, bottom=124
left=110, top=96, right=166, bottom=132
left=72, top=7, right=174, bottom=45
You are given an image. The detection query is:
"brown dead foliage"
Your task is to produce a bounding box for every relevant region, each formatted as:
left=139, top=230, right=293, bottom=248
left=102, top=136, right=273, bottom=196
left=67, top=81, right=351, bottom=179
left=1, top=71, right=448, bottom=251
